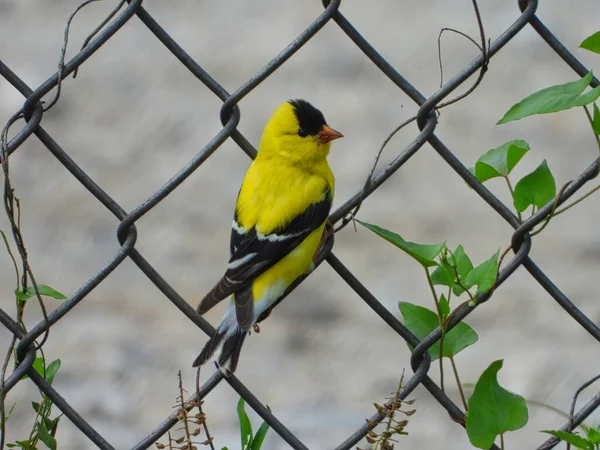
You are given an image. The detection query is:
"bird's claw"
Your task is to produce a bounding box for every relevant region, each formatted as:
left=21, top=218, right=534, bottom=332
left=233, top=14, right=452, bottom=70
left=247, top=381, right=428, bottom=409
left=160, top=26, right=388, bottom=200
left=253, top=323, right=261, bottom=333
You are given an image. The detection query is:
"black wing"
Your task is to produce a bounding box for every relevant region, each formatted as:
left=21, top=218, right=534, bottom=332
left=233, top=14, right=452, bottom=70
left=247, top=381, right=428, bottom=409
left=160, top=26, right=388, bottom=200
left=196, top=188, right=332, bottom=316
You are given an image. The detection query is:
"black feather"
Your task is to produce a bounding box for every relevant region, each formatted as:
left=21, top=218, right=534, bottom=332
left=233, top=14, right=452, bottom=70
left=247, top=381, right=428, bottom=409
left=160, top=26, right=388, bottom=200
left=197, top=188, right=333, bottom=313
left=288, top=99, right=326, bottom=136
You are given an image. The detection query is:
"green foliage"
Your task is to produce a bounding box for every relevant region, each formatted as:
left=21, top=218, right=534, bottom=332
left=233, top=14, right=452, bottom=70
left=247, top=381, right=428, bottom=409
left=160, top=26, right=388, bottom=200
left=513, top=160, right=556, bottom=213
left=357, top=220, right=445, bottom=267
left=0, top=403, right=16, bottom=431
left=466, top=360, right=528, bottom=449
left=471, top=139, right=530, bottom=182
left=581, top=32, right=600, bottom=54
left=588, top=426, right=600, bottom=445
left=15, top=284, right=67, bottom=303
left=438, top=293, right=450, bottom=319
left=498, top=71, right=600, bottom=124
left=10, top=358, right=62, bottom=449
left=236, top=398, right=271, bottom=450
left=398, top=302, right=478, bottom=360
left=463, top=250, right=500, bottom=295
left=593, top=103, right=600, bottom=135
left=542, top=430, right=595, bottom=450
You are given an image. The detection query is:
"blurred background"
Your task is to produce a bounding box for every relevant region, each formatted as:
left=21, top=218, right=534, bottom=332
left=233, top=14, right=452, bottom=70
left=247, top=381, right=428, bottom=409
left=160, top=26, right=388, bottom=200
left=1, top=0, right=600, bottom=448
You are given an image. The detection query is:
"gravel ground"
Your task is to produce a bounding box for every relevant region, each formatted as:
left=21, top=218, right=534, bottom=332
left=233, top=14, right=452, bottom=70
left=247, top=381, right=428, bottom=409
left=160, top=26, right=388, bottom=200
left=1, top=1, right=600, bottom=449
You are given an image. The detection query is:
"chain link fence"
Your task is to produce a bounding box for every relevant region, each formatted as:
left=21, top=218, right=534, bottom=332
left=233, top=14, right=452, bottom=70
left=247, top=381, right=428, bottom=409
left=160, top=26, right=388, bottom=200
left=1, top=0, right=600, bottom=448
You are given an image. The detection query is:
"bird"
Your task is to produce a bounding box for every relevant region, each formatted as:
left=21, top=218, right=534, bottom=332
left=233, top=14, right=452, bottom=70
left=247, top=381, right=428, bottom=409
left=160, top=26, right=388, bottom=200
left=192, top=99, right=343, bottom=376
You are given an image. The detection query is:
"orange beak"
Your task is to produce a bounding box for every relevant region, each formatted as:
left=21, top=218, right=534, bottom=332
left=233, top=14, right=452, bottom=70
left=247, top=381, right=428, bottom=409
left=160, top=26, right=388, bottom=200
left=316, top=125, right=344, bottom=144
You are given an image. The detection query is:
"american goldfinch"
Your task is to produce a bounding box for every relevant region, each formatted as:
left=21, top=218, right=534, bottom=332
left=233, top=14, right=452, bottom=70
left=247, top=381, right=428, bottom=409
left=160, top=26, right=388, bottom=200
left=193, top=99, right=343, bottom=376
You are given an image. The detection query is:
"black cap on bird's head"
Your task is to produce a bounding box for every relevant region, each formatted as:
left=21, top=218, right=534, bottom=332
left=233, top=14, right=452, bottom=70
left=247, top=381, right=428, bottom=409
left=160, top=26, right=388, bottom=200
left=288, top=99, right=343, bottom=144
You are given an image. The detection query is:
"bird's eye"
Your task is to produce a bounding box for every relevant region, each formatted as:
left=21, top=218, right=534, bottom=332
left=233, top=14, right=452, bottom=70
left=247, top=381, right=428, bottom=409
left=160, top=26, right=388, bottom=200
left=297, top=128, right=308, bottom=137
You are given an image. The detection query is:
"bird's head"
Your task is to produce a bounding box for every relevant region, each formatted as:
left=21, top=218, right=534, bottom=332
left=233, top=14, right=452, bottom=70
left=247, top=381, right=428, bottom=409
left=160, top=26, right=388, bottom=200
left=260, top=99, right=343, bottom=164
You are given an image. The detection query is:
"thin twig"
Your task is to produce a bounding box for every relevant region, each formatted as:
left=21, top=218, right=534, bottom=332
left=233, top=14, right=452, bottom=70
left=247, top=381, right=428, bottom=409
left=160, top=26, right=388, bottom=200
left=338, top=0, right=488, bottom=234
left=438, top=27, right=483, bottom=89
left=529, top=181, right=571, bottom=237
left=44, top=0, right=102, bottom=112
left=583, top=105, right=600, bottom=154
left=504, top=176, right=521, bottom=223
left=437, top=0, right=489, bottom=110
left=176, top=371, right=193, bottom=447
left=450, top=357, right=468, bottom=411
left=334, top=114, right=417, bottom=233
left=566, top=373, right=600, bottom=450
left=497, top=244, right=512, bottom=273
left=73, top=0, right=128, bottom=78
left=196, top=367, right=215, bottom=450
left=425, top=269, right=445, bottom=392
left=551, top=183, right=600, bottom=217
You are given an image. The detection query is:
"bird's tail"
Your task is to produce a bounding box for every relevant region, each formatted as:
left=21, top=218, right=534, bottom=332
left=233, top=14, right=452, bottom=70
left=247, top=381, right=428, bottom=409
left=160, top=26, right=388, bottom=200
left=192, top=303, right=248, bottom=376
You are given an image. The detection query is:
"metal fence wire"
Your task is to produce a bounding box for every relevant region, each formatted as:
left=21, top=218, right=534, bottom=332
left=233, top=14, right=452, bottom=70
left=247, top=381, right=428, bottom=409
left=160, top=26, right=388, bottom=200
left=1, top=0, right=600, bottom=449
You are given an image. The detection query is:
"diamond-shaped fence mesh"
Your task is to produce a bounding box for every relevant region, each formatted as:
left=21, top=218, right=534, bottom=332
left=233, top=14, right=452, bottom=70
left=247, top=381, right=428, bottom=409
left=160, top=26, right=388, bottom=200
left=1, top=0, right=600, bottom=449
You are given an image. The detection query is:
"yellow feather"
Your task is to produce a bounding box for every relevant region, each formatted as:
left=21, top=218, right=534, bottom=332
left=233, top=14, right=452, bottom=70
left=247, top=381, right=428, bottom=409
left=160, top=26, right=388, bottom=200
left=235, top=101, right=336, bottom=302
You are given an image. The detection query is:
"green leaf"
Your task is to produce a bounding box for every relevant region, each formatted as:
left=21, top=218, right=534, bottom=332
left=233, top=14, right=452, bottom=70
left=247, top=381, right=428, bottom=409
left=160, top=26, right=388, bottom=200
left=431, top=245, right=474, bottom=295
left=0, top=403, right=16, bottom=431
left=542, top=430, right=593, bottom=449
left=472, top=140, right=531, bottom=182
left=398, top=302, right=478, bottom=360
left=23, top=357, right=45, bottom=380
left=593, top=104, right=600, bottom=136
left=439, top=293, right=450, bottom=319
left=451, top=245, right=475, bottom=296
left=464, top=250, right=500, bottom=295
left=498, top=71, right=600, bottom=124
left=237, top=398, right=253, bottom=450
left=431, top=261, right=455, bottom=287
left=37, top=422, right=57, bottom=450
left=512, top=160, right=556, bottom=213
left=45, top=359, right=61, bottom=384
left=587, top=426, right=600, bottom=444
left=15, top=285, right=67, bottom=303
left=250, top=420, right=271, bottom=450
left=581, top=32, right=600, bottom=54
left=466, top=360, right=528, bottom=449
left=43, top=416, right=59, bottom=433
left=32, top=401, right=41, bottom=413
left=358, top=220, right=445, bottom=267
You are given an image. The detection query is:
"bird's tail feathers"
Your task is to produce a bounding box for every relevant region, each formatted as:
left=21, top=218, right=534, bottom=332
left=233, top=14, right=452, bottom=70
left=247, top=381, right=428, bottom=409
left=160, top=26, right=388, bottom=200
left=192, top=304, right=248, bottom=376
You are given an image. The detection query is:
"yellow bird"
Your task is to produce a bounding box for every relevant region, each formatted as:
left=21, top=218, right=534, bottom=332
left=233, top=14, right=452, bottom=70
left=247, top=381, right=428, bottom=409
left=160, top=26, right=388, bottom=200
left=193, top=99, right=343, bottom=375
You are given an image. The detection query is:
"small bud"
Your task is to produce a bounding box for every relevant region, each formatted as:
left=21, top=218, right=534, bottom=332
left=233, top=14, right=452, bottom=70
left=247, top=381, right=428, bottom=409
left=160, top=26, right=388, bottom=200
left=366, top=436, right=377, bottom=444
left=367, top=430, right=378, bottom=438
left=404, top=409, right=417, bottom=416
left=155, top=444, right=166, bottom=449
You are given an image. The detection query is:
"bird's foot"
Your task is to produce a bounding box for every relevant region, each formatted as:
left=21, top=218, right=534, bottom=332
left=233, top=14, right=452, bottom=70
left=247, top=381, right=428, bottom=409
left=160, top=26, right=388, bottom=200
left=253, top=323, right=261, bottom=333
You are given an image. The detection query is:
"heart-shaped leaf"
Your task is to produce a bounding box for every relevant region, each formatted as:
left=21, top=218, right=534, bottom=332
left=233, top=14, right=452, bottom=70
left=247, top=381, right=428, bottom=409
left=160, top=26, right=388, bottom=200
left=466, top=360, right=528, bottom=449
left=472, top=140, right=531, bottom=182
left=512, top=160, right=556, bottom=213
left=398, top=302, right=478, bottom=360
left=464, top=250, right=500, bottom=295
